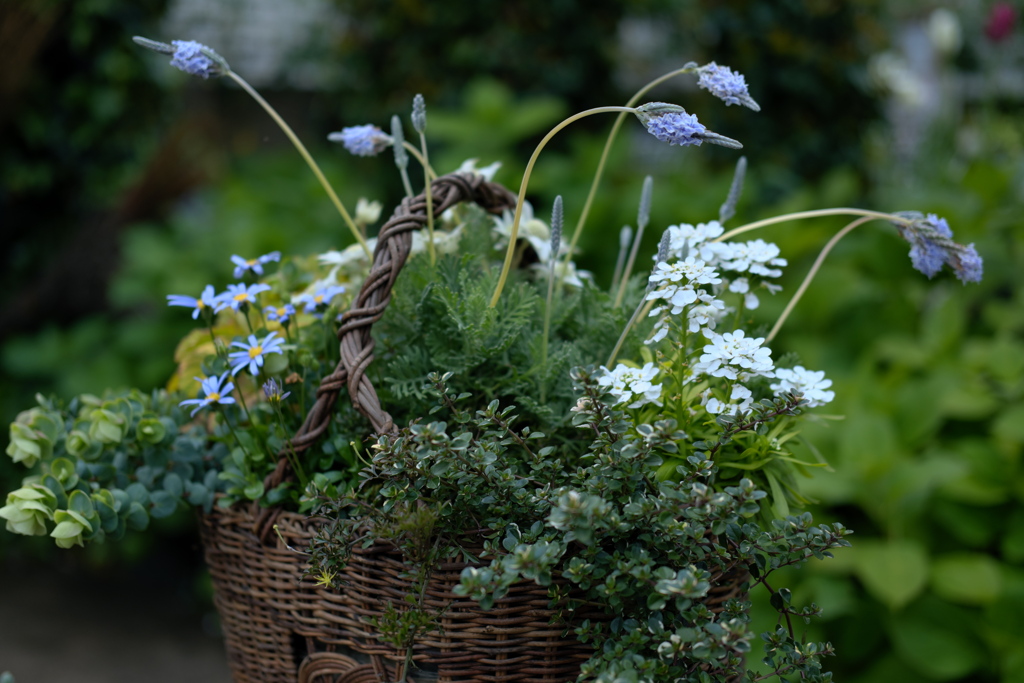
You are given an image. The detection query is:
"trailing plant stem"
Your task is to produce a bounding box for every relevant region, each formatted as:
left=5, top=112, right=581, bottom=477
left=402, top=141, right=437, bottom=181
left=565, top=65, right=699, bottom=268
left=225, top=71, right=372, bottom=260
left=766, top=216, right=872, bottom=343
left=489, top=106, right=637, bottom=308
left=714, top=208, right=912, bottom=244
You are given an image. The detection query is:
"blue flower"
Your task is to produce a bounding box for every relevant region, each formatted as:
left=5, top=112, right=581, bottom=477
left=262, top=378, right=291, bottom=404
left=167, top=285, right=219, bottom=320
left=295, top=285, right=346, bottom=314
left=949, top=244, right=984, bottom=284
left=908, top=240, right=947, bottom=278
left=179, top=373, right=236, bottom=417
left=215, top=283, right=272, bottom=313
left=170, top=40, right=220, bottom=79
left=231, top=252, right=281, bottom=278
left=926, top=213, right=953, bottom=239
left=894, top=213, right=983, bottom=283
left=328, top=125, right=392, bottom=157
left=265, top=303, right=297, bottom=324
left=634, top=103, right=743, bottom=150
left=228, top=332, right=285, bottom=376
left=697, top=62, right=760, bottom=111
left=644, top=110, right=707, bottom=147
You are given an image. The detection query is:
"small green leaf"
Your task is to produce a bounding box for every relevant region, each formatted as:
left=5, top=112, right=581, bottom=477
left=149, top=490, right=178, bottom=519
left=66, top=490, right=95, bottom=517
left=125, top=501, right=149, bottom=531
left=163, top=472, right=184, bottom=497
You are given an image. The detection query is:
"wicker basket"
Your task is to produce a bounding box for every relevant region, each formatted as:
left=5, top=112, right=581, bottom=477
left=198, top=173, right=748, bottom=683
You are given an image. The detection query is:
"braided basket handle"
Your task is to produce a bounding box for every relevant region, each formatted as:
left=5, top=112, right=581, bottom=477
left=261, top=173, right=517, bottom=496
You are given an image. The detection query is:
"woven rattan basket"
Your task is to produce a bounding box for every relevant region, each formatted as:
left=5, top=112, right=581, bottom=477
left=199, top=173, right=748, bottom=683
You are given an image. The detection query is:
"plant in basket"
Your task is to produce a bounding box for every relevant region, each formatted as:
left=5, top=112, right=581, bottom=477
left=1, top=37, right=985, bottom=683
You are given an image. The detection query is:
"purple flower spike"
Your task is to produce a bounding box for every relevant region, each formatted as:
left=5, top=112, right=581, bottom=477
left=170, top=40, right=222, bottom=79
left=646, top=111, right=707, bottom=147
left=949, top=244, right=984, bottom=284
left=328, top=125, right=392, bottom=157
left=697, top=62, right=761, bottom=111
left=894, top=213, right=983, bottom=284
left=634, top=102, right=743, bottom=150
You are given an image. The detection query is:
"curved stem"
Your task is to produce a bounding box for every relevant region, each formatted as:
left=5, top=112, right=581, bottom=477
left=765, top=216, right=872, bottom=343
left=607, top=297, right=655, bottom=367
left=564, top=65, right=699, bottom=269
left=402, top=141, right=437, bottom=180
left=225, top=72, right=372, bottom=259
left=714, top=208, right=911, bottom=244
left=488, top=106, right=637, bottom=308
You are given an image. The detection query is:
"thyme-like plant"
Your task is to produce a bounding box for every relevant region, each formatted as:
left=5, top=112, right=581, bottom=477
left=311, top=369, right=851, bottom=681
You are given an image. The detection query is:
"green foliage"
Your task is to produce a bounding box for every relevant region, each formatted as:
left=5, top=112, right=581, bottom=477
left=760, top=142, right=1023, bottom=681
left=374, top=208, right=626, bottom=443
left=0, top=389, right=225, bottom=547
left=312, top=369, right=849, bottom=681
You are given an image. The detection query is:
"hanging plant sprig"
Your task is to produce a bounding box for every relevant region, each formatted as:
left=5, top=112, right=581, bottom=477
left=565, top=62, right=760, bottom=270
left=327, top=123, right=437, bottom=184
left=132, top=37, right=372, bottom=260
left=488, top=102, right=741, bottom=308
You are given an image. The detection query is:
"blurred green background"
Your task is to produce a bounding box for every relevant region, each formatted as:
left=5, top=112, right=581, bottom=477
left=2, top=0, right=1022, bottom=681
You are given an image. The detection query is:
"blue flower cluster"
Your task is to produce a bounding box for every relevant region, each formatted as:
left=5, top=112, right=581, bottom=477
left=644, top=111, right=707, bottom=147
left=170, top=40, right=218, bottom=79
left=896, top=214, right=983, bottom=283
left=328, top=125, right=392, bottom=157
left=697, top=62, right=760, bottom=111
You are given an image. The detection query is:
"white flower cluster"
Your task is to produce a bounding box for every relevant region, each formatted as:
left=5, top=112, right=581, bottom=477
left=692, top=329, right=774, bottom=381
left=645, top=256, right=726, bottom=342
left=660, top=221, right=787, bottom=311
left=770, top=366, right=835, bottom=407
left=596, top=362, right=663, bottom=409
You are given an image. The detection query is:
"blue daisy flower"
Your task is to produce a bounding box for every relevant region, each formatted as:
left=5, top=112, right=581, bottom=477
left=179, top=373, right=236, bottom=417
left=231, top=251, right=281, bottom=279
left=167, top=285, right=218, bottom=320
left=228, top=332, right=286, bottom=377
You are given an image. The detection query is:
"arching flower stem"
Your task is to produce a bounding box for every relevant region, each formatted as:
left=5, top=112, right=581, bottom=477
left=713, top=208, right=912, bottom=244
left=224, top=72, right=372, bottom=260
left=488, top=105, right=637, bottom=308
left=563, top=64, right=700, bottom=272
left=765, top=216, right=872, bottom=344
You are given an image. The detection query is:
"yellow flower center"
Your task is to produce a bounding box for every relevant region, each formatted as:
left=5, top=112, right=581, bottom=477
left=233, top=293, right=248, bottom=302
left=247, top=258, right=258, bottom=266
left=248, top=346, right=263, bottom=359
left=314, top=294, right=325, bottom=303
left=196, top=300, right=206, bottom=309
left=208, top=392, right=221, bottom=401
left=277, top=307, right=287, bottom=316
